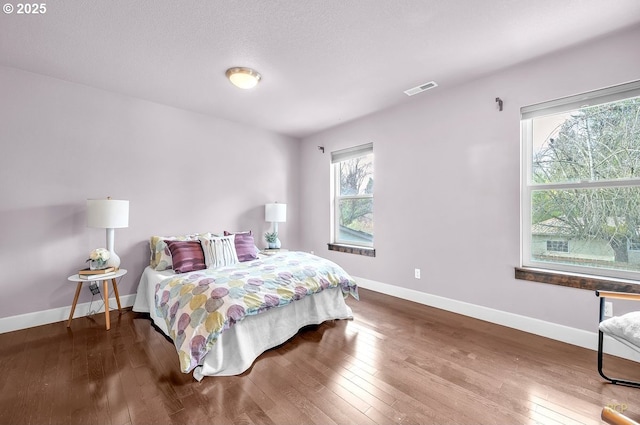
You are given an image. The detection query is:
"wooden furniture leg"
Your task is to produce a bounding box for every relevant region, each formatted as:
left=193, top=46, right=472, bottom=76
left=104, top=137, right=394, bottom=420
left=602, top=406, right=639, bottom=425
left=103, top=277, right=123, bottom=331
left=103, top=279, right=110, bottom=330
left=111, top=277, right=122, bottom=311
left=67, top=282, right=83, bottom=327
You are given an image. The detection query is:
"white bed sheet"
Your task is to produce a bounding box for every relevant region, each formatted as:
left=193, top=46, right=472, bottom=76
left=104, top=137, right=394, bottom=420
left=132, top=266, right=353, bottom=380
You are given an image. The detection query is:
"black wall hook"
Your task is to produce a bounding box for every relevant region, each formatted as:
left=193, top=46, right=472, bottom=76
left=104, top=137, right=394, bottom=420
left=495, top=97, right=503, bottom=111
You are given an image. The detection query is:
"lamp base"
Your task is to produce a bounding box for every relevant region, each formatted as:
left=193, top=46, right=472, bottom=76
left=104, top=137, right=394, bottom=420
left=106, top=250, right=121, bottom=270
left=105, top=228, right=121, bottom=269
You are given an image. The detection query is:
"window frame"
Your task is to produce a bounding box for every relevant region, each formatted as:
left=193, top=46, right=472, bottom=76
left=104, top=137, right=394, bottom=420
left=520, top=80, right=640, bottom=281
left=546, top=240, right=569, bottom=253
left=629, top=239, right=640, bottom=252
left=331, top=143, right=374, bottom=249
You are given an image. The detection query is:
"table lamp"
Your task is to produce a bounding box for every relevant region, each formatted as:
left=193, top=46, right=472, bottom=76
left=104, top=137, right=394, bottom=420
left=265, top=202, right=287, bottom=249
left=87, top=197, right=129, bottom=269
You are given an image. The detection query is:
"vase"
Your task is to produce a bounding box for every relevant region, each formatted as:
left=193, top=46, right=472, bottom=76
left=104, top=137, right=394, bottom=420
left=90, top=260, right=107, bottom=270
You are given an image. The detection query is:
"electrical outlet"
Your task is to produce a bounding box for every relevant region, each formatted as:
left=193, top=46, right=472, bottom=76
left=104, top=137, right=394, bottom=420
left=604, top=301, right=613, bottom=317
left=89, top=283, right=100, bottom=295
left=414, top=268, right=421, bottom=279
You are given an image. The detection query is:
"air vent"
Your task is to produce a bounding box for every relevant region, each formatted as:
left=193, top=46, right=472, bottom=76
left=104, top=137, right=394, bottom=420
left=404, top=81, right=438, bottom=96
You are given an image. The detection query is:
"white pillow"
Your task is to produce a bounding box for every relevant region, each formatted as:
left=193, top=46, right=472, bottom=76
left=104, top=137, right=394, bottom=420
left=199, top=234, right=239, bottom=269
left=600, top=311, right=640, bottom=347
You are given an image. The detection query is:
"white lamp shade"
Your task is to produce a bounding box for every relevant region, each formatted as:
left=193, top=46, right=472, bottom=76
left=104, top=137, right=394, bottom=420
left=87, top=199, right=129, bottom=228
left=265, top=203, right=287, bottom=223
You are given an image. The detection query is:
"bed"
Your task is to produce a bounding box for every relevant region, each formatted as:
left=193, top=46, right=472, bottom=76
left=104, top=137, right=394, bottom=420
left=132, top=233, right=358, bottom=381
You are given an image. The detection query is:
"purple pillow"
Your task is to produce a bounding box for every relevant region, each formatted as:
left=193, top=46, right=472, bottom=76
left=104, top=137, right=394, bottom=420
left=224, top=230, right=259, bottom=262
left=165, top=240, right=206, bottom=273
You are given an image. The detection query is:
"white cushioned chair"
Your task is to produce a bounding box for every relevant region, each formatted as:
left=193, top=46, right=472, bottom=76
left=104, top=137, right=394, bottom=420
left=596, top=290, right=640, bottom=388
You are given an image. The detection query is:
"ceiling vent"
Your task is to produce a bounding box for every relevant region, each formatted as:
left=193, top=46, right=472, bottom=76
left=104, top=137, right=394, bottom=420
left=404, top=81, right=438, bottom=96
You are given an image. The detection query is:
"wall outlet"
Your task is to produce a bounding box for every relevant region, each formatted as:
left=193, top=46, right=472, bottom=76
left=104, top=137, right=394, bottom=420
left=89, top=283, right=100, bottom=295
left=604, top=301, right=613, bottom=317
left=414, top=268, right=421, bottom=279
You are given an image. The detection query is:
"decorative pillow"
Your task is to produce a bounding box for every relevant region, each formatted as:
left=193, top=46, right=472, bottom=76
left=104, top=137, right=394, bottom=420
left=164, top=240, right=206, bottom=273
left=223, top=230, right=260, bottom=262
left=150, top=233, right=210, bottom=271
left=199, top=234, right=239, bottom=269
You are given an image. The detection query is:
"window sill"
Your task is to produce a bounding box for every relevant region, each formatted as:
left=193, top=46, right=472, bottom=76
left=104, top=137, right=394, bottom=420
left=514, top=267, right=640, bottom=293
left=327, top=243, right=376, bottom=257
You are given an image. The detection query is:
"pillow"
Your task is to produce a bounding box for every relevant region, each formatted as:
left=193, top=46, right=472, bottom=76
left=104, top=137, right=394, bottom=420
left=149, top=233, right=210, bottom=270
left=164, top=240, right=206, bottom=273
left=599, top=311, right=640, bottom=347
left=199, top=234, right=239, bottom=269
left=223, top=230, right=260, bottom=262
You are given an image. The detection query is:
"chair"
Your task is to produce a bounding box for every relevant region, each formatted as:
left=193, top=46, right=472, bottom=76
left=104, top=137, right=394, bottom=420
left=596, top=290, right=640, bottom=388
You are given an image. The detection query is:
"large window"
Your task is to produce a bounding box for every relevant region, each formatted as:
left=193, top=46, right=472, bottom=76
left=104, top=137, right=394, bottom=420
left=331, top=143, right=374, bottom=248
left=521, top=80, right=640, bottom=280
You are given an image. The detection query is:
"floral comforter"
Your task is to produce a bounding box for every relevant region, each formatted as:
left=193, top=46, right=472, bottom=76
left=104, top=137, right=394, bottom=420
left=155, top=251, right=359, bottom=373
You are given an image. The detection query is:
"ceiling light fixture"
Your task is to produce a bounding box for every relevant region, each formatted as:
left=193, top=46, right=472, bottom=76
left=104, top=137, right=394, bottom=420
left=226, top=67, right=262, bottom=89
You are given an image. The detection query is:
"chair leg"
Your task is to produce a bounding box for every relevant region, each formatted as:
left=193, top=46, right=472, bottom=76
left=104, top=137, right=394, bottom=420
left=598, top=330, right=640, bottom=388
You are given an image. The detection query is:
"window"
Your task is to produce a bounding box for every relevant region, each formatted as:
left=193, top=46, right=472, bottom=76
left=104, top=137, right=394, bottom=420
left=331, top=143, right=374, bottom=249
left=521, top=80, right=640, bottom=280
left=546, top=240, right=569, bottom=253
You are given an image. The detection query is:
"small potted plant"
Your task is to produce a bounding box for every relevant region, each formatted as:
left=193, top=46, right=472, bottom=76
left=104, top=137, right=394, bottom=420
left=264, top=232, right=279, bottom=249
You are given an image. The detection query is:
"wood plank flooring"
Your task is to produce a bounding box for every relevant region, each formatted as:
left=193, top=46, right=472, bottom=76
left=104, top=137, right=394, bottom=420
left=0, top=288, right=638, bottom=425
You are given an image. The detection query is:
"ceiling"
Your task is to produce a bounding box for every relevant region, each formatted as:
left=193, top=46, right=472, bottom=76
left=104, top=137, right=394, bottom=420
left=2, top=1, right=640, bottom=138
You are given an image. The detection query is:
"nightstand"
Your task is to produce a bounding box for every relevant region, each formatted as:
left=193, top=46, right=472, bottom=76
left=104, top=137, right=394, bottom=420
left=67, top=268, right=127, bottom=330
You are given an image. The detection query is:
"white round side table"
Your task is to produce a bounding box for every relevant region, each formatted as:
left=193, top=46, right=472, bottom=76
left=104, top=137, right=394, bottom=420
left=66, top=268, right=127, bottom=330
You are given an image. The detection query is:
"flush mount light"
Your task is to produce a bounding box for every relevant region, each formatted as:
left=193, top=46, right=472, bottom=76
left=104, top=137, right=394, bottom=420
left=225, top=67, right=262, bottom=89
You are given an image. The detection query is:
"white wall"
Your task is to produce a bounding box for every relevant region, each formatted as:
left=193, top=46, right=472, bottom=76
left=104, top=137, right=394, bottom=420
left=0, top=65, right=300, bottom=320
left=299, top=24, right=640, bottom=333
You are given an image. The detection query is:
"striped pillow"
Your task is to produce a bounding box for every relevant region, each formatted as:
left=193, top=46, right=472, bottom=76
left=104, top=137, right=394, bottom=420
left=224, top=230, right=259, bottom=262
left=199, top=235, right=239, bottom=269
left=164, top=240, right=206, bottom=273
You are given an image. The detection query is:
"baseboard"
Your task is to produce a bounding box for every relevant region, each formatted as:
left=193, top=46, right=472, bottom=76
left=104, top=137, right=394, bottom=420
left=0, top=294, right=136, bottom=334
left=354, top=276, right=640, bottom=363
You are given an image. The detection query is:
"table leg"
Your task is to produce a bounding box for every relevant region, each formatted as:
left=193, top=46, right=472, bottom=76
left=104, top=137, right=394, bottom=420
left=67, top=282, right=83, bottom=327
left=111, top=277, right=122, bottom=311
left=103, top=279, right=110, bottom=331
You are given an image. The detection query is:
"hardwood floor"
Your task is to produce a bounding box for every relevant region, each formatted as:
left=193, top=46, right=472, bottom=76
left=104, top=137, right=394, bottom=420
left=0, top=288, right=638, bottom=425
